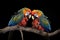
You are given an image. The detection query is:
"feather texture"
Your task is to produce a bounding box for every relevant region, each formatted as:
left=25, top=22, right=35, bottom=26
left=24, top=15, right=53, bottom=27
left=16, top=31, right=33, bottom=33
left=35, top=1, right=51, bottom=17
left=39, top=16, right=51, bottom=32
left=8, top=8, right=24, bottom=26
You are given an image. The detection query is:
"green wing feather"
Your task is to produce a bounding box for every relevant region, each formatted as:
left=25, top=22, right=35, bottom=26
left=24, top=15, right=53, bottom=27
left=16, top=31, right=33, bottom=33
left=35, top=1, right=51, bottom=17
left=8, top=8, right=25, bottom=26
left=40, top=15, right=51, bottom=32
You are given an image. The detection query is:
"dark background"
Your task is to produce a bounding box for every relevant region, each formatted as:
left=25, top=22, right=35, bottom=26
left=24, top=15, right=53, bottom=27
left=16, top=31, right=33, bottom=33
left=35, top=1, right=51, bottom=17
left=0, top=0, right=60, bottom=40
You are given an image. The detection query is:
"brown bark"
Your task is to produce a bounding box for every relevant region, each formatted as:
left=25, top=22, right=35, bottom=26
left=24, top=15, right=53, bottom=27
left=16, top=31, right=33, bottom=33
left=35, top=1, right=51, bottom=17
left=0, top=25, right=60, bottom=37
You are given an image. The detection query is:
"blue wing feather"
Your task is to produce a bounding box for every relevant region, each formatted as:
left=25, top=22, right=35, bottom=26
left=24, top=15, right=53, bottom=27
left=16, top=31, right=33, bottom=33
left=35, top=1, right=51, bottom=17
left=8, top=14, right=24, bottom=26
left=40, top=16, right=51, bottom=32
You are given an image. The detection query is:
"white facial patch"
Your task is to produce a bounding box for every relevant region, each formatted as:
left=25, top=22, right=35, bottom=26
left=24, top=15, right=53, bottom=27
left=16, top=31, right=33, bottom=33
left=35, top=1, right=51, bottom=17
left=34, top=14, right=38, bottom=17
left=25, top=12, right=30, bottom=16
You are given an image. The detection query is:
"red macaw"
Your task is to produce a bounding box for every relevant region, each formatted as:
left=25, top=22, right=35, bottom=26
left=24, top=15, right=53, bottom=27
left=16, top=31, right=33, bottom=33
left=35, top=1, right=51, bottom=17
left=8, top=8, right=31, bottom=27
left=7, top=8, right=31, bottom=40
left=31, top=10, right=51, bottom=32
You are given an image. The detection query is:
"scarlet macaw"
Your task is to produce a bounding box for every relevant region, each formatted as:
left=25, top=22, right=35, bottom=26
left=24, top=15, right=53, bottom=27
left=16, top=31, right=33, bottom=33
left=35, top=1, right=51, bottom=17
left=8, top=8, right=31, bottom=27
left=31, top=10, right=51, bottom=32
left=0, top=8, right=60, bottom=40
left=7, top=8, right=31, bottom=40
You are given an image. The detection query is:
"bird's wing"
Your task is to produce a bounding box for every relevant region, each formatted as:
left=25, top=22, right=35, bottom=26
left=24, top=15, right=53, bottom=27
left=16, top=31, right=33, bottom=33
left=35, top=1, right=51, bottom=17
left=8, top=13, right=24, bottom=26
left=8, top=8, right=25, bottom=26
left=39, top=16, right=51, bottom=32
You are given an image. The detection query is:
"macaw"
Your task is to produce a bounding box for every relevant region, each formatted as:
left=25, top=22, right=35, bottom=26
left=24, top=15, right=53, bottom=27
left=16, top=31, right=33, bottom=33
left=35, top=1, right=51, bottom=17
left=31, top=10, right=51, bottom=32
left=8, top=8, right=31, bottom=27
left=7, top=8, right=31, bottom=40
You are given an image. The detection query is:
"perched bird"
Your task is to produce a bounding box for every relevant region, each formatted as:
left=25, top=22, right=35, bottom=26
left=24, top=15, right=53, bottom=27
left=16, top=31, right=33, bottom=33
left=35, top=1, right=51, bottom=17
left=7, top=8, right=31, bottom=40
left=8, top=8, right=31, bottom=27
left=31, top=10, right=51, bottom=32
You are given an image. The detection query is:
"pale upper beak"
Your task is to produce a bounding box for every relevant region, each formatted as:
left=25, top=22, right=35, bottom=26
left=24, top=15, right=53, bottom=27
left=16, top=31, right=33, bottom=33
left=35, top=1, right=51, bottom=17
left=32, top=16, right=34, bottom=20
left=29, top=15, right=34, bottom=20
left=29, top=15, right=31, bottom=19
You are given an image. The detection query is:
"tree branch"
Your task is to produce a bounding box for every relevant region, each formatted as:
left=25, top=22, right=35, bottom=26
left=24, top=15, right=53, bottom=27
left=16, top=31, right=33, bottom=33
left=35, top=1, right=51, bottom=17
left=18, top=26, right=60, bottom=37
left=48, top=29, right=60, bottom=37
left=0, top=25, right=60, bottom=37
left=0, top=25, right=18, bottom=33
left=19, top=30, right=24, bottom=40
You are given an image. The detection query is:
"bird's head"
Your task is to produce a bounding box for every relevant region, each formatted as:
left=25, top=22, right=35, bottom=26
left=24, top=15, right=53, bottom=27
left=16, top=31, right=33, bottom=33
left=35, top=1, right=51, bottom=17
left=31, top=10, right=43, bottom=20
left=18, top=8, right=31, bottom=19
left=23, top=8, right=32, bottom=19
left=23, top=8, right=31, bottom=15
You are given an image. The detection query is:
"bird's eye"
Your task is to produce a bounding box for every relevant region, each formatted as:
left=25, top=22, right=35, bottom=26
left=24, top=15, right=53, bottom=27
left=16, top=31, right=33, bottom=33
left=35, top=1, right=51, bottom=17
left=34, top=14, right=38, bottom=17
left=25, top=12, right=30, bottom=16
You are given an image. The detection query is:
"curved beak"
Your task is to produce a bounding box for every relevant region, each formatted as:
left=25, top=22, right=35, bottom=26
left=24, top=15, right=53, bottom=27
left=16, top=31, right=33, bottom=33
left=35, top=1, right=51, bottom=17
left=29, top=15, right=31, bottom=19
left=32, top=16, right=34, bottom=20
left=28, top=15, right=34, bottom=20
